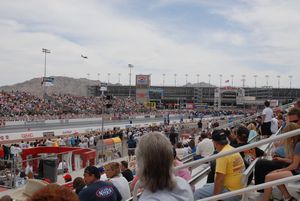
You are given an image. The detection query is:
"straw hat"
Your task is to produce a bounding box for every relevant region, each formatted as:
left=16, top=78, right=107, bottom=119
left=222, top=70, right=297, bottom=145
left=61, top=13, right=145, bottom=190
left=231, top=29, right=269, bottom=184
left=11, top=179, right=48, bottom=201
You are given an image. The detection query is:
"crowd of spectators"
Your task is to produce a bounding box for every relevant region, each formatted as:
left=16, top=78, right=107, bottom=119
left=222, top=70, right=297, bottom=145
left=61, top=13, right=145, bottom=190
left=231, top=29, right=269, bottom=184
left=0, top=91, right=153, bottom=122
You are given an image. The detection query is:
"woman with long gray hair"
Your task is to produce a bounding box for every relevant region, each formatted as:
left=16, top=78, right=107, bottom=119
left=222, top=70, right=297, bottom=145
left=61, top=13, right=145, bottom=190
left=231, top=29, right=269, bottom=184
left=134, top=132, right=193, bottom=200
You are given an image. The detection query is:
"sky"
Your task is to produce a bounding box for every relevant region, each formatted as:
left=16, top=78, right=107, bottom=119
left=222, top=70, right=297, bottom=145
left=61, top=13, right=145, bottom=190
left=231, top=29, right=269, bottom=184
left=0, top=0, right=299, bottom=88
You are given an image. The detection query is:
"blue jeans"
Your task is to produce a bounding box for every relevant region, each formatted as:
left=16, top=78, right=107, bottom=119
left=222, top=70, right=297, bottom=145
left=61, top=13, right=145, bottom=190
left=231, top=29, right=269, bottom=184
left=194, top=183, right=241, bottom=201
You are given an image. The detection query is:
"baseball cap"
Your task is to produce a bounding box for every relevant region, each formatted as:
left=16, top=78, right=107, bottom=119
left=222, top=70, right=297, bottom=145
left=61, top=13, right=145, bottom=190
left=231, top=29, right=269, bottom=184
left=84, top=166, right=100, bottom=179
left=98, top=166, right=105, bottom=174
left=63, top=173, right=72, bottom=180
left=212, top=129, right=228, bottom=144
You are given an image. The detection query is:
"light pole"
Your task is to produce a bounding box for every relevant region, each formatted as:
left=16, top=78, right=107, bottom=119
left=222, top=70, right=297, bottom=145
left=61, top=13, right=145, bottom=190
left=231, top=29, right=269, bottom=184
left=288, top=75, right=293, bottom=89
left=42, top=48, right=50, bottom=98
left=242, top=75, right=246, bottom=88
left=185, top=74, right=188, bottom=85
left=174, top=73, right=177, bottom=87
left=277, top=75, right=280, bottom=88
left=107, top=73, right=110, bottom=85
left=118, top=73, right=121, bottom=84
left=196, top=74, right=200, bottom=84
left=208, top=74, right=211, bottom=106
left=253, top=75, right=257, bottom=88
left=219, top=74, right=222, bottom=88
left=128, top=64, right=134, bottom=98
left=265, top=75, right=269, bottom=87
left=162, top=73, right=166, bottom=87
left=230, top=74, right=234, bottom=87
left=97, top=73, right=100, bottom=81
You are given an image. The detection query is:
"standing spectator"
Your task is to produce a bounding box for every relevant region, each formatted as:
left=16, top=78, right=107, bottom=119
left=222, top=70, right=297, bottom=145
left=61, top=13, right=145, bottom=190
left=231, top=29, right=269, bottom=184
left=198, top=119, right=203, bottom=130
left=120, top=161, right=133, bottom=182
left=135, top=132, right=193, bottom=201
left=261, top=100, right=273, bottom=137
left=127, top=134, right=136, bottom=161
left=79, top=166, right=122, bottom=201
left=195, top=132, right=214, bottom=160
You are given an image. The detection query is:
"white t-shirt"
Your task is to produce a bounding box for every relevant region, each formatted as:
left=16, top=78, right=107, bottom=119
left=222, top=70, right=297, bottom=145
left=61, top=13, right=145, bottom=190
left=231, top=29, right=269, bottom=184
left=139, top=176, right=193, bottom=201
left=262, top=107, right=273, bottom=123
left=110, top=175, right=131, bottom=201
left=271, top=118, right=278, bottom=134
left=196, top=138, right=215, bottom=157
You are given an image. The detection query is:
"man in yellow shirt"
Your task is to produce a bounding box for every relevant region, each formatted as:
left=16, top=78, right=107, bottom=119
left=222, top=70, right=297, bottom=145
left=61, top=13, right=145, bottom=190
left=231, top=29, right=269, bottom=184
left=194, top=129, right=245, bottom=201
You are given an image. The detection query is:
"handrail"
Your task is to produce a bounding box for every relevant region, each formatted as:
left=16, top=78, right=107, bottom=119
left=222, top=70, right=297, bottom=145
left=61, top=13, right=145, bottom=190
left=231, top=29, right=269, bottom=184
left=198, top=174, right=300, bottom=201
left=174, top=128, right=299, bottom=171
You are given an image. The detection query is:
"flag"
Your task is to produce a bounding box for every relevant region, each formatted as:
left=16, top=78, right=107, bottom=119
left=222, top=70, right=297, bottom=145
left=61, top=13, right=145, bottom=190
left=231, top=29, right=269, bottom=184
left=225, top=80, right=229, bottom=83
left=128, top=64, right=134, bottom=67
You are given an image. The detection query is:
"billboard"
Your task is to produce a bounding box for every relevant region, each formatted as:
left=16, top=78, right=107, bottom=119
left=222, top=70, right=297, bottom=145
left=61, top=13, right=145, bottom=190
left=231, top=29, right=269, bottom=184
left=149, top=88, right=164, bottom=100
left=136, top=75, right=150, bottom=88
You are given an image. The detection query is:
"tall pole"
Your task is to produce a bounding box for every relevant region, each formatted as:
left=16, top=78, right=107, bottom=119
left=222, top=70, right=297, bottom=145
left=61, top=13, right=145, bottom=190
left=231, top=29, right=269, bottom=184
left=277, top=75, right=280, bottom=88
left=128, top=64, right=134, bottom=98
left=118, top=73, right=121, bottom=84
left=185, top=74, right=188, bottom=85
left=253, top=75, right=257, bottom=88
left=162, top=73, right=165, bottom=87
left=97, top=73, right=100, bottom=81
left=288, top=75, right=293, bottom=89
left=174, top=73, right=177, bottom=87
left=219, top=74, right=222, bottom=88
left=242, top=74, right=246, bottom=88
left=107, top=73, right=110, bottom=85
left=42, top=48, right=50, bottom=99
left=197, top=74, right=200, bottom=84
left=265, top=75, right=269, bottom=87
left=208, top=74, right=211, bottom=106
left=230, top=74, right=234, bottom=87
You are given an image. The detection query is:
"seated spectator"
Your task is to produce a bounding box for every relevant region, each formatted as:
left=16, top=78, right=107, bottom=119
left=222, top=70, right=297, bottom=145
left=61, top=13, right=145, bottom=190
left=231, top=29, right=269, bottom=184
left=63, top=173, right=72, bottom=183
left=175, top=142, right=189, bottom=160
left=104, top=162, right=131, bottom=201
left=73, top=177, right=86, bottom=195
left=79, top=166, right=122, bottom=201
left=120, top=161, right=133, bottom=182
left=98, top=166, right=107, bottom=181
left=28, top=184, right=79, bottom=201
left=262, top=123, right=300, bottom=201
left=194, top=129, right=245, bottom=201
left=173, top=148, right=192, bottom=182
left=135, top=132, right=193, bottom=200
left=195, top=132, right=214, bottom=160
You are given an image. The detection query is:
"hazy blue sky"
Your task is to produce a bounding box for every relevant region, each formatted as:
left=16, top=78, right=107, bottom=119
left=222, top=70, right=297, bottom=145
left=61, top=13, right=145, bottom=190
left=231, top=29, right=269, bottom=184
left=0, top=0, right=299, bottom=87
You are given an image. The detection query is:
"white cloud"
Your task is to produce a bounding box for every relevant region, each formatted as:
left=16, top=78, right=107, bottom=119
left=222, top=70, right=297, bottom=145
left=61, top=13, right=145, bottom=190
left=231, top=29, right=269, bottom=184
left=0, top=0, right=299, bottom=88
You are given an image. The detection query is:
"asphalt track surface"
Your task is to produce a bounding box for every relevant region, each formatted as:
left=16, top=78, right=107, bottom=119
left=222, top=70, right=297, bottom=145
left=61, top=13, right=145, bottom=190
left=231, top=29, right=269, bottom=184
left=0, top=116, right=193, bottom=134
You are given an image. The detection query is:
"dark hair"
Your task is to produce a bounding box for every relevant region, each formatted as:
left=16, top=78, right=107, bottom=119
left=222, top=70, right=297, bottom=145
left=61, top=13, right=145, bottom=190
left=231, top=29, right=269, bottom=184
left=121, top=161, right=128, bottom=169
left=288, top=108, right=300, bottom=119
left=236, top=126, right=249, bottom=143
left=200, top=132, right=208, bottom=139
left=264, top=100, right=270, bottom=107
left=84, top=166, right=100, bottom=179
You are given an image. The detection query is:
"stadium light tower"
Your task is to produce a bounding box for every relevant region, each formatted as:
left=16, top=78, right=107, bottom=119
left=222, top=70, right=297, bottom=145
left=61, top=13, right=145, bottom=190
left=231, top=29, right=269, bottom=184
left=242, top=75, right=246, bottom=88
left=265, top=75, right=269, bottom=87
left=97, top=73, right=100, bottom=82
left=196, top=74, right=200, bottom=84
left=162, top=73, right=166, bottom=87
left=128, top=64, right=134, bottom=97
left=253, top=75, right=257, bottom=88
left=288, top=75, right=293, bottom=88
left=174, top=73, right=177, bottom=87
left=230, top=74, right=234, bottom=87
left=118, top=73, right=121, bottom=84
left=107, top=73, right=111, bottom=85
left=277, top=75, right=280, bottom=88
left=185, top=74, right=188, bottom=85
left=219, top=74, right=222, bottom=88
left=42, top=48, right=50, bottom=98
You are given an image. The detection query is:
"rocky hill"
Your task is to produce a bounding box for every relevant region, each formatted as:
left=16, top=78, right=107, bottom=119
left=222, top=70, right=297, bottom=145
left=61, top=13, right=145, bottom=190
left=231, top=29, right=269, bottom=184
left=0, top=76, right=100, bottom=97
